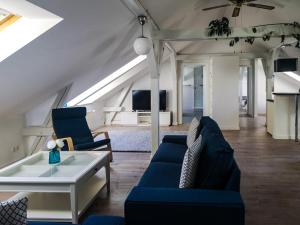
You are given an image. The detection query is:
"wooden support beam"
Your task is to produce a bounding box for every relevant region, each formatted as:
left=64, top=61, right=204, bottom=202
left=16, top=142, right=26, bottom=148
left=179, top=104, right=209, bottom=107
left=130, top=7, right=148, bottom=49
left=148, top=40, right=164, bottom=155
left=152, top=24, right=300, bottom=41
left=108, top=84, right=133, bottom=125
left=28, top=85, right=71, bottom=155
left=22, top=127, right=53, bottom=137
left=169, top=52, right=178, bottom=125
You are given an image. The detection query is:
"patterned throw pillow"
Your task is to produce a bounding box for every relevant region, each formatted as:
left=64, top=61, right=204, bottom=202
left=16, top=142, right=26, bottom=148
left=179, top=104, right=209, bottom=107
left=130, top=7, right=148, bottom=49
left=179, top=135, right=203, bottom=188
left=0, top=197, right=28, bottom=225
left=186, top=117, right=200, bottom=148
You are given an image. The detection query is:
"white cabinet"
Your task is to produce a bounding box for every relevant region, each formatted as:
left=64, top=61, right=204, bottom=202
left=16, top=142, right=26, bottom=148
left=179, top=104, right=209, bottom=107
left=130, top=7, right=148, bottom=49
left=114, top=111, right=171, bottom=126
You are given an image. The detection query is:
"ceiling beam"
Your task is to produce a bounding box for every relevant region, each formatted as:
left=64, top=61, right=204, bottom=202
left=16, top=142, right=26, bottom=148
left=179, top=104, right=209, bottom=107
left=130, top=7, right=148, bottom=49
left=152, top=24, right=300, bottom=41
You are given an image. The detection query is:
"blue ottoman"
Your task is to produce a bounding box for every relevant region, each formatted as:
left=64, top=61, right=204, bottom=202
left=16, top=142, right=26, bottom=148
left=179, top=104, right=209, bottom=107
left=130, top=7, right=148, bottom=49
left=28, top=216, right=125, bottom=225
left=83, top=216, right=125, bottom=225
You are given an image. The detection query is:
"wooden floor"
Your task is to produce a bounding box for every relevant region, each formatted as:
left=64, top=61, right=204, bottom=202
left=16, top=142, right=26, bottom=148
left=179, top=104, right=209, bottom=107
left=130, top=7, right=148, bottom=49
left=1, top=117, right=300, bottom=224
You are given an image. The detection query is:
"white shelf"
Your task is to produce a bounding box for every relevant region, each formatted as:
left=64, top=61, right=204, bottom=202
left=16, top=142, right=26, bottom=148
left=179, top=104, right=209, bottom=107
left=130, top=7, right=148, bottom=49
left=26, top=170, right=106, bottom=222
left=115, top=111, right=171, bottom=126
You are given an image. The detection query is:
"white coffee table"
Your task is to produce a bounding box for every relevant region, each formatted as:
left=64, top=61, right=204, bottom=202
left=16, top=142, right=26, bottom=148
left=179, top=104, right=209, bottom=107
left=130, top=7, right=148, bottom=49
left=0, top=151, right=110, bottom=224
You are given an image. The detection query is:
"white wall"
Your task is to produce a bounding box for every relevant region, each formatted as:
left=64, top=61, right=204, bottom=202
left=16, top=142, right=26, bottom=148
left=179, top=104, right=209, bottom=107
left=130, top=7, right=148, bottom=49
left=0, top=115, right=26, bottom=168
left=255, top=59, right=267, bottom=115
left=274, top=73, right=300, bottom=93
left=211, top=56, right=240, bottom=130
left=101, top=58, right=176, bottom=125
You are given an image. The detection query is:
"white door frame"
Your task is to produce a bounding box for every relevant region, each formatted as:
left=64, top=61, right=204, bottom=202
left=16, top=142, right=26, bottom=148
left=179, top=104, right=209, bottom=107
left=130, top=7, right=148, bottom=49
left=177, top=57, right=211, bottom=124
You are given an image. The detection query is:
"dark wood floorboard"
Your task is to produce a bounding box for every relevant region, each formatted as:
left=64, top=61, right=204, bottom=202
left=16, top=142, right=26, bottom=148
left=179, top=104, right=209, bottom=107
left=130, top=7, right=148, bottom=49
left=1, top=117, right=300, bottom=225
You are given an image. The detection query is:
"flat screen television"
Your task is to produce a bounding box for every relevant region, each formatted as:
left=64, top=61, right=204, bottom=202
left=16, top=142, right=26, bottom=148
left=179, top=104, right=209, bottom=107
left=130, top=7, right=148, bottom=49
left=274, top=58, right=298, bottom=72
left=132, top=90, right=167, bottom=111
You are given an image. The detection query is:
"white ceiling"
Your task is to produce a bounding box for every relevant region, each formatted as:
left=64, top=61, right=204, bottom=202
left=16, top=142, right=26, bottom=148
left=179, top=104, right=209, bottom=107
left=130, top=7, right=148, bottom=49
left=140, top=0, right=300, bottom=53
left=0, top=0, right=300, bottom=116
left=0, top=0, right=138, bottom=116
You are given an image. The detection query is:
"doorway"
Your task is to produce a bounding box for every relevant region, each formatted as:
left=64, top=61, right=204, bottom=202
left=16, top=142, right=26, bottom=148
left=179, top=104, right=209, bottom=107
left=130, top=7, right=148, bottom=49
left=239, top=66, right=249, bottom=116
left=182, top=64, right=204, bottom=123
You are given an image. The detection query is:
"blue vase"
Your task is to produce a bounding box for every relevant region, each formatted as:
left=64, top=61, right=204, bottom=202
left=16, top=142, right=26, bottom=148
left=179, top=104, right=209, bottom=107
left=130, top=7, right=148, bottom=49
left=49, top=149, right=61, bottom=164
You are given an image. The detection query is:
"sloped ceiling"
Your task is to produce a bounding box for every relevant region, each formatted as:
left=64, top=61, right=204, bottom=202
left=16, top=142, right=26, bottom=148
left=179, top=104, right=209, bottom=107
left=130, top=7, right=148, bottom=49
left=1, top=0, right=300, bottom=116
left=140, top=0, right=300, bottom=54
left=0, top=0, right=138, bottom=116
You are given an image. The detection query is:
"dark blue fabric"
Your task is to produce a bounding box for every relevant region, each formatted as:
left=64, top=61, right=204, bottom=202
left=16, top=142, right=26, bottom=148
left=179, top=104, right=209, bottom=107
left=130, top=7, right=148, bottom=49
left=52, top=107, right=94, bottom=146
left=83, top=216, right=125, bottom=225
left=138, top=162, right=182, bottom=188
left=199, top=116, right=223, bottom=136
left=28, top=222, right=72, bottom=225
left=125, top=187, right=245, bottom=225
left=162, top=135, right=187, bottom=146
left=75, top=139, right=111, bottom=150
left=52, top=107, right=110, bottom=150
left=195, top=127, right=234, bottom=189
left=151, top=143, right=187, bottom=164
left=225, top=160, right=241, bottom=192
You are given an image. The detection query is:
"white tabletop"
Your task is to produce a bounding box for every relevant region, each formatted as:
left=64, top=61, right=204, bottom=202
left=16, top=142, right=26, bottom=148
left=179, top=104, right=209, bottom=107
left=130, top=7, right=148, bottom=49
left=0, top=151, right=109, bottom=184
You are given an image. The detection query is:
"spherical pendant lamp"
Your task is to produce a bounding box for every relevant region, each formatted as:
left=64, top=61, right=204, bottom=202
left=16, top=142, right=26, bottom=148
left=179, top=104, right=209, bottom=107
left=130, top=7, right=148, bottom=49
left=133, top=15, right=151, bottom=55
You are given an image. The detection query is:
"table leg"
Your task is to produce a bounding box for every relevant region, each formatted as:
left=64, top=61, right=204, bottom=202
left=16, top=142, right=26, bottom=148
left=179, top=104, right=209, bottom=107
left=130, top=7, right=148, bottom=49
left=105, top=157, right=110, bottom=194
left=70, top=184, right=78, bottom=224
left=295, top=95, right=299, bottom=142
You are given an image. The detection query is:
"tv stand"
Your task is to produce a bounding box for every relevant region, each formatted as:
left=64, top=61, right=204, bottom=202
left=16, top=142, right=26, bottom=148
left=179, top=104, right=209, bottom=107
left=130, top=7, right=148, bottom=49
left=113, top=111, right=171, bottom=126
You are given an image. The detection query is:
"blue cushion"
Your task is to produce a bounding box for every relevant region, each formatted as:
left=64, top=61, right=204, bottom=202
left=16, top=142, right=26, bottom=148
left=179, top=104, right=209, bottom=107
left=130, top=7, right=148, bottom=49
left=195, top=128, right=234, bottom=189
left=151, top=143, right=187, bottom=164
left=199, top=116, right=223, bottom=137
left=28, top=222, right=72, bottom=225
left=83, top=215, right=125, bottom=225
left=162, top=135, right=187, bottom=146
left=138, top=162, right=182, bottom=188
left=52, top=108, right=94, bottom=147
left=75, top=139, right=111, bottom=150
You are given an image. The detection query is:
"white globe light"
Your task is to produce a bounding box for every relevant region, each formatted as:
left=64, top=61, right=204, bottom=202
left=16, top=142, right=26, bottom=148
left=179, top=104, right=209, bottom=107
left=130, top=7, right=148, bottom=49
left=133, top=37, right=151, bottom=55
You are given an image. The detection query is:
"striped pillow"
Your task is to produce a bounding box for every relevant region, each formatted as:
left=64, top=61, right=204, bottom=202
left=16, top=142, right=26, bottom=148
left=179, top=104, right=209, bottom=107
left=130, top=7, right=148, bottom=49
left=179, top=135, right=203, bottom=188
left=186, top=117, right=200, bottom=148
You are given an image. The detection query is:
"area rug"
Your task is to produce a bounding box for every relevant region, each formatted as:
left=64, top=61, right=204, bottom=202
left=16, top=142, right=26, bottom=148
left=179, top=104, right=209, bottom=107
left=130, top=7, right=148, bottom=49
left=103, top=130, right=187, bottom=152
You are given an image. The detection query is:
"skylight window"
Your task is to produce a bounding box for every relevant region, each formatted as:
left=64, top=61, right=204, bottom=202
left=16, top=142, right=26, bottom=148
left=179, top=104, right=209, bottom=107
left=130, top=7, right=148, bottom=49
left=67, top=55, right=147, bottom=107
left=0, top=9, right=10, bottom=22
left=0, top=9, right=20, bottom=32
left=284, top=72, right=300, bottom=82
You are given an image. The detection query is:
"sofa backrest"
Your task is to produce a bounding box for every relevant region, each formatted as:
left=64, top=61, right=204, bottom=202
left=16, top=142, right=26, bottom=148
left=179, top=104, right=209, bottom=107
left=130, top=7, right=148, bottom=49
left=199, top=116, right=224, bottom=137
left=195, top=127, right=234, bottom=189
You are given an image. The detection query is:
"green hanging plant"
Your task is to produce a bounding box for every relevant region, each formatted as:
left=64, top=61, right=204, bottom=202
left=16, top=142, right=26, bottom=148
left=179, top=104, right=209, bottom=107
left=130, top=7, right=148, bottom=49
left=208, top=17, right=232, bottom=37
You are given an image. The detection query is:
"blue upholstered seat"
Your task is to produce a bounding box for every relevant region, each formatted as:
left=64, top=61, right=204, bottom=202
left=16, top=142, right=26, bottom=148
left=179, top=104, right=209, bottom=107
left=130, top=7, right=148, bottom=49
left=151, top=143, right=187, bottom=164
left=82, top=216, right=125, bottom=225
left=138, top=162, right=182, bottom=188
left=52, top=107, right=111, bottom=152
left=28, top=222, right=72, bottom=225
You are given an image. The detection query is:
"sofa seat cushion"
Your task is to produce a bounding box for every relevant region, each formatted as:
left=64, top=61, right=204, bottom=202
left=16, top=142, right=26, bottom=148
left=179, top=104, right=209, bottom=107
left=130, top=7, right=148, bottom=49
left=151, top=143, right=187, bottom=164
left=74, top=139, right=110, bottom=150
left=28, top=222, right=72, bottom=225
left=83, top=216, right=125, bottom=225
left=138, top=162, right=182, bottom=188
left=195, top=128, right=234, bottom=189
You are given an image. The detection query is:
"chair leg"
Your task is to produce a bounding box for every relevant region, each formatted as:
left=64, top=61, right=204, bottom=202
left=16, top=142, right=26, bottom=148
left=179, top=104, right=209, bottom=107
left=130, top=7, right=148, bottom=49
left=107, top=143, right=113, bottom=162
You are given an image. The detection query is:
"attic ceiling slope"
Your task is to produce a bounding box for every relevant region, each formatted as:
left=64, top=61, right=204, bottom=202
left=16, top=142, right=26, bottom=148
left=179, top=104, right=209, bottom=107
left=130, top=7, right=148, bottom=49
left=0, top=0, right=139, bottom=116
left=141, top=0, right=300, bottom=53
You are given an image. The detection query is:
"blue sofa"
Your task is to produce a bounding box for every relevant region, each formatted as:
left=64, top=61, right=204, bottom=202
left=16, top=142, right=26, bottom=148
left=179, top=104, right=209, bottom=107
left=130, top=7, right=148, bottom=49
left=125, top=116, right=245, bottom=225
left=29, top=116, right=244, bottom=225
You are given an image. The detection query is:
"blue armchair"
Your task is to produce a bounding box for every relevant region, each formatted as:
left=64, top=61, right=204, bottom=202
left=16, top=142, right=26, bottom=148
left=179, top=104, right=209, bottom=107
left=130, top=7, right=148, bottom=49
left=52, top=107, right=112, bottom=161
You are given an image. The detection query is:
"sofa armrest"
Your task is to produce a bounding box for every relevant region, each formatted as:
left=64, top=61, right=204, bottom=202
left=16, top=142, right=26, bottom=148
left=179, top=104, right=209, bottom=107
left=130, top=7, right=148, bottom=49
left=162, top=135, right=187, bottom=146
left=125, top=187, right=245, bottom=225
